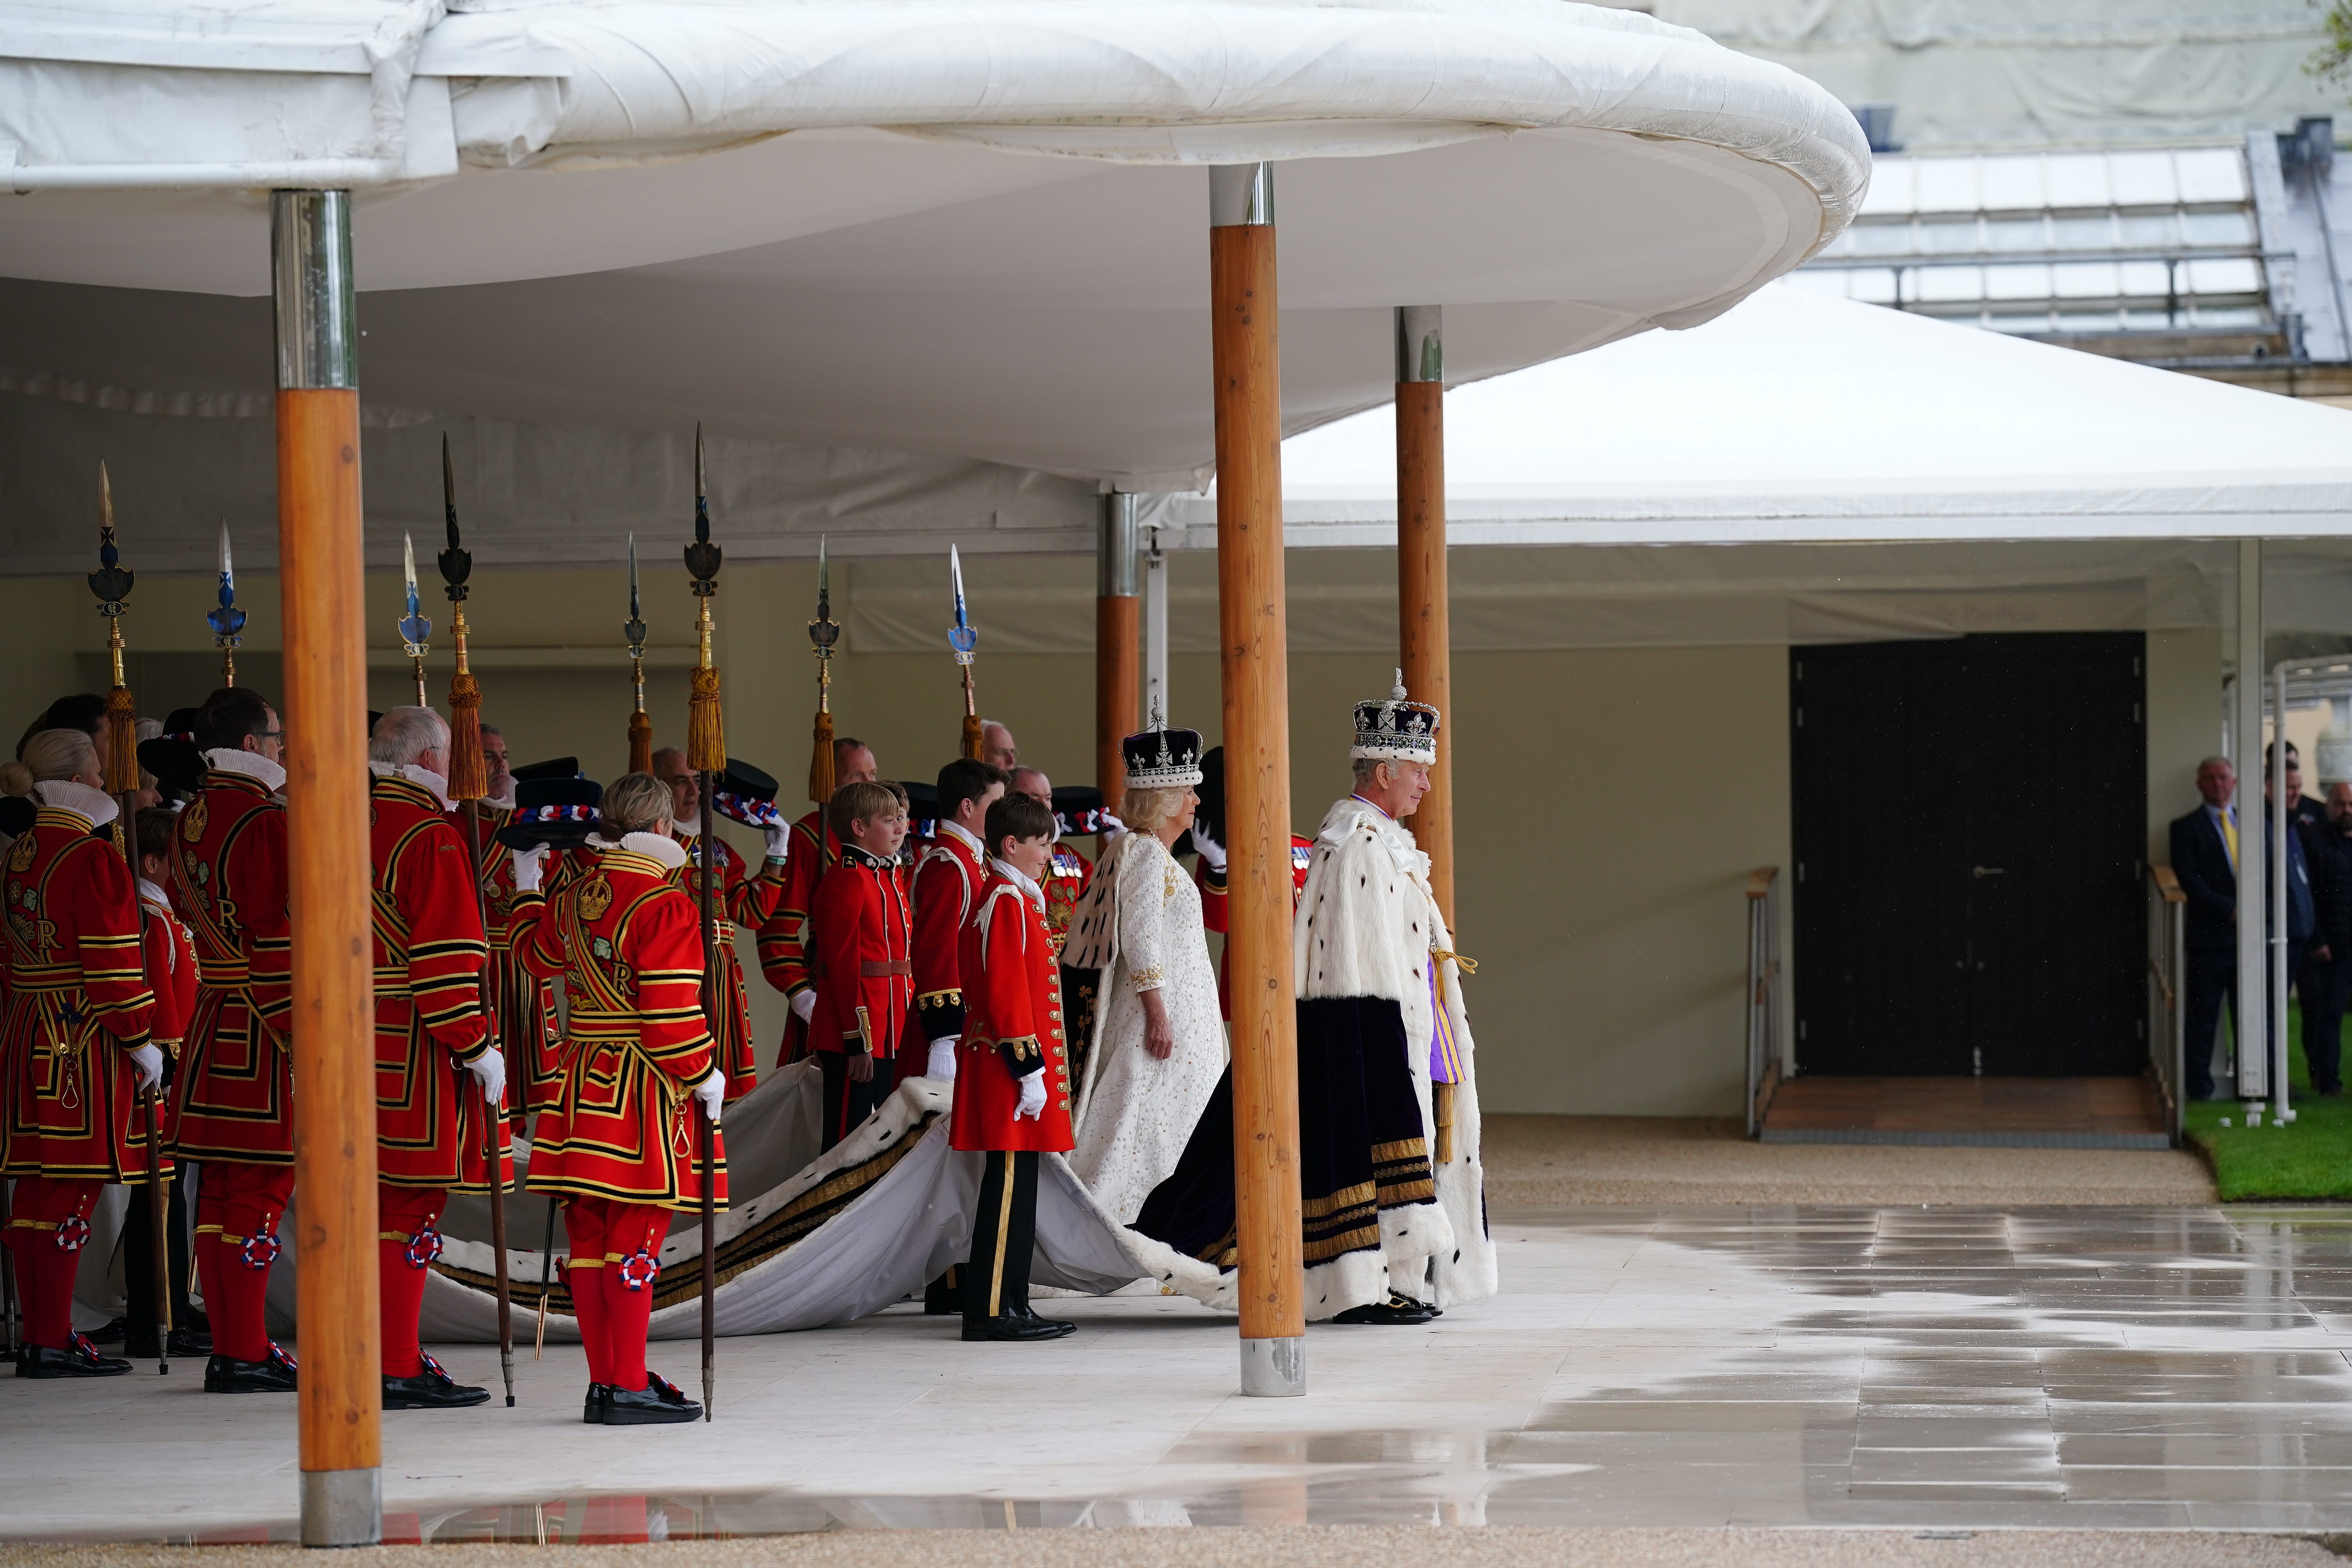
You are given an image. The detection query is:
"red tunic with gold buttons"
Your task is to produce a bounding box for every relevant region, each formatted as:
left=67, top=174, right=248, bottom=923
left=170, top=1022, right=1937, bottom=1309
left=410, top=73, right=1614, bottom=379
left=477, top=822, right=567, bottom=1117
left=950, top=871, right=1074, bottom=1153
left=372, top=772, right=512, bottom=1191
left=138, top=880, right=198, bottom=1056
left=168, top=767, right=295, bottom=1164
left=910, top=823, right=986, bottom=1060
left=755, top=807, right=839, bottom=1063
left=1198, top=833, right=1313, bottom=1021
left=509, top=838, right=728, bottom=1209
left=1, top=800, right=164, bottom=1181
left=670, top=824, right=785, bottom=1101
left=807, top=844, right=914, bottom=1063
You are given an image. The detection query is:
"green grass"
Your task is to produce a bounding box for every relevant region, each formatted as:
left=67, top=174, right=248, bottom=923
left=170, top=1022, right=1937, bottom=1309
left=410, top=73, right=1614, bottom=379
left=2183, top=1011, right=2352, bottom=1200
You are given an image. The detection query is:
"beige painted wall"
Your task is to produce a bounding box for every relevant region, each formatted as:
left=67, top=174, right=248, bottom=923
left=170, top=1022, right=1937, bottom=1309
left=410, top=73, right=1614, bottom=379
left=2147, top=629, right=2224, bottom=866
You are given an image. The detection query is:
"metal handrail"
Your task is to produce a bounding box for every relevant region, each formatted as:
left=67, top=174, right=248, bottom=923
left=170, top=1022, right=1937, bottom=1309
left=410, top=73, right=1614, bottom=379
left=2147, top=864, right=2187, bottom=1143
left=1744, top=867, right=1782, bottom=1138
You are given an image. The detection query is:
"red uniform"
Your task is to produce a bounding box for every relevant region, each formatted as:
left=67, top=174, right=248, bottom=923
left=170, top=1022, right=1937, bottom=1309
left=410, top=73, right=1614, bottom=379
left=1, top=794, right=160, bottom=1355
left=372, top=772, right=512, bottom=1380
left=807, top=842, right=913, bottom=1145
left=1041, top=841, right=1094, bottom=956
left=137, top=879, right=198, bottom=1058
left=1198, top=834, right=1314, bottom=1020
left=168, top=760, right=298, bottom=1366
left=478, top=822, right=566, bottom=1119
left=950, top=872, right=1076, bottom=1154
left=669, top=822, right=785, bottom=1101
left=754, top=808, right=840, bottom=1063
left=508, top=834, right=728, bottom=1399
left=910, top=823, right=986, bottom=1071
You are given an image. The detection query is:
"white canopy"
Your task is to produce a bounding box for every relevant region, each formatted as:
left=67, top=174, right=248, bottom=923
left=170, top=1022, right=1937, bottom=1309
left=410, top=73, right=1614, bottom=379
left=1161, top=283, right=2352, bottom=546
left=0, top=0, right=1867, bottom=487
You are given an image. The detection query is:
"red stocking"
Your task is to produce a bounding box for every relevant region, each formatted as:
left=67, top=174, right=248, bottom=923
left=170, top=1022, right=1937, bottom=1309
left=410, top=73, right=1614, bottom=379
left=563, top=1199, right=615, bottom=1386
left=600, top=1203, right=666, bottom=1394
left=377, top=1187, right=446, bottom=1378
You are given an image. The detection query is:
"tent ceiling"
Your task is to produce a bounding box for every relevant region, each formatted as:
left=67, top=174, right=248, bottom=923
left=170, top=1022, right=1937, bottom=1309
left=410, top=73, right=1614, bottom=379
left=0, top=0, right=1869, bottom=485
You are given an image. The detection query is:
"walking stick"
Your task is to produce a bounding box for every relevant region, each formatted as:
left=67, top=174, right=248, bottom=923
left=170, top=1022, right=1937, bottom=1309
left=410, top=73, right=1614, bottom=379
left=685, top=425, right=724, bottom=1423
left=90, top=468, right=171, bottom=1375
left=440, top=438, right=516, bottom=1406
left=534, top=1200, right=557, bottom=1360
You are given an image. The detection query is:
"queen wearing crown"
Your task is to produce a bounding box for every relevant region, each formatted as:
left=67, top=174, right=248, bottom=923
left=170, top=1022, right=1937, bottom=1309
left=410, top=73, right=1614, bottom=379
left=1059, top=717, right=1227, bottom=1223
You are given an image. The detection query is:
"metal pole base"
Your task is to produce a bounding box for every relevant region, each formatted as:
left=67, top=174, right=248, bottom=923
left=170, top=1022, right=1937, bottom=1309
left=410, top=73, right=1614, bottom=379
left=300, top=1468, right=381, bottom=1548
left=1240, top=1335, right=1305, bottom=1397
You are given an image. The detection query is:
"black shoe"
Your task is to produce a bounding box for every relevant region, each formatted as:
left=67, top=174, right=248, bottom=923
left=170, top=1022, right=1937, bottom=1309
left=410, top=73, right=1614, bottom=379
left=1392, top=1293, right=1441, bottom=1319
left=645, top=1371, right=695, bottom=1408
left=169, top=1325, right=212, bottom=1358
left=16, top=1337, right=132, bottom=1378
left=86, top=1317, right=128, bottom=1345
left=1331, top=1295, right=1438, bottom=1326
left=583, top=1383, right=611, bottom=1425
left=383, top=1353, right=490, bottom=1410
left=962, top=1314, right=1076, bottom=1342
left=923, top=1273, right=962, bottom=1316
left=204, top=1345, right=299, bottom=1394
left=604, top=1380, right=701, bottom=1425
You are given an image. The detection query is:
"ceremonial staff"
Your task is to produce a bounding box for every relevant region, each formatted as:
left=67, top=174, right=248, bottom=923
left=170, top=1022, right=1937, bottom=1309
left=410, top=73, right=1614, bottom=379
left=398, top=533, right=432, bottom=708
left=948, top=543, right=982, bottom=761
left=209, top=523, right=246, bottom=688
left=684, top=423, right=721, bottom=1422
left=87, top=463, right=172, bottom=1377
left=625, top=533, right=652, bottom=776
left=437, top=437, right=517, bottom=1408
left=808, top=535, right=839, bottom=803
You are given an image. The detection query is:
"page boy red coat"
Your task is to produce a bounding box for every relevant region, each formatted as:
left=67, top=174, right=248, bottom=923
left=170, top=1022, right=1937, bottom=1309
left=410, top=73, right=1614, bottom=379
left=950, top=869, right=1074, bottom=1155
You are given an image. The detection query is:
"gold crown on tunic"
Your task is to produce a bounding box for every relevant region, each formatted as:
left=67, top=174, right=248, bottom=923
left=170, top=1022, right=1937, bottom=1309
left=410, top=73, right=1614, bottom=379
left=1352, top=670, right=1439, bottom=764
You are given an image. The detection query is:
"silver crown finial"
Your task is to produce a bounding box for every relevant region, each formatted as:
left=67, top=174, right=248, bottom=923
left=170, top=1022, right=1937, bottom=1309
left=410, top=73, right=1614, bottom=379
left=1390, top=668, right=1406, bottom=702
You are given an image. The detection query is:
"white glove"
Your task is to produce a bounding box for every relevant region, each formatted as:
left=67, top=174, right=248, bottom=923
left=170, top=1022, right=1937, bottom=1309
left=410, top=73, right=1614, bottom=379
left=511, top=845, right=546, bottom=893
left=791, top=988, right=817, bottom=1023
left=1098, top=811, right=1127, bottom=844
left=693, top=1067, right=726, bottom=1123
left=1014, top=1071, right=1047, bottom=1120
left=762, top=822, right=791, bottom=864
left=465, top=1047, right=506, bottom=1109
left=1190, top=818, right=1227, bottom=872
left=926, top=1037, right=959, bottom=1082
left=127, top=1043, right=165, bottom=1093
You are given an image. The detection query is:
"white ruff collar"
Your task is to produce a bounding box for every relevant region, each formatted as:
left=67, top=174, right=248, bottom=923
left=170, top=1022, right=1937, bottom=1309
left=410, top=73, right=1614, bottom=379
left=368, top=761, right=452, bottom=809
left=989, top=857, right=1046, bottom=909
left=32, top=779, right=118, bottom=828
left=672, top=811, right=702, bottom=837
left=203, top=748, right=287, bottom=792
left=608, top=831, right=689, bottom=869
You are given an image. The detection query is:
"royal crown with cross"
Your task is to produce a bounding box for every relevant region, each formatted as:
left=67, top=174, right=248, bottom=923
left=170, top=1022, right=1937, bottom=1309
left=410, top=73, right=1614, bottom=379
left=1352, top=670, right=1440, bottom=764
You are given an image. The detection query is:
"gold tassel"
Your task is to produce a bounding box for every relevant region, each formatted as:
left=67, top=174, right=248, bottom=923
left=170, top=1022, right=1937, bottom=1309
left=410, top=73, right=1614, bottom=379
left=961, top=710, right=983, bottom=762
left=809, top=706, right=835, bottom=805
left=1433, top=1080, right=1455, bottom=1165
left=446, top=668, right=486, bottom=800
left=104, top=685, right=138, bottom=797
left=688, top=664, right=726, bottom=773
left=628, top=710, right=654, bottom=777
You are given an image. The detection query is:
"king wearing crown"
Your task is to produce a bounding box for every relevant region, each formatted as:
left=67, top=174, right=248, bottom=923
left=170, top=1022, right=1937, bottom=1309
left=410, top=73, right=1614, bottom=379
left=1130, top=673, right=1498, bottom=1323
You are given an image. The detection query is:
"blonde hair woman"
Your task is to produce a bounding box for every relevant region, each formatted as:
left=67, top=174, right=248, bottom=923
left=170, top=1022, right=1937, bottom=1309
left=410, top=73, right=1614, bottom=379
left=1062, top=723, right=1226, bottom=1224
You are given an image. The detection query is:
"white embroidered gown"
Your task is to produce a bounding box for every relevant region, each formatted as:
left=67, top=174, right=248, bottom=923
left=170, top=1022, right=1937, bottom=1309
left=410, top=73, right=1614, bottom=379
left=1067, top=831, right=1226, bottom=1223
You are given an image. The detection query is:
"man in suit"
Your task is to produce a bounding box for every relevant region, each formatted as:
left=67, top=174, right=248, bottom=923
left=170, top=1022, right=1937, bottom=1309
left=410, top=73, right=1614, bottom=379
left=2169, top=756, right=2241, bottom=1100
left=2304, top=781, right=2352, bottom=1097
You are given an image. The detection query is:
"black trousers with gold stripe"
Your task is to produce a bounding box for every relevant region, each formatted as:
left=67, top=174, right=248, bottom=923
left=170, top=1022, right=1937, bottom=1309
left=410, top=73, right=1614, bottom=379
left=964, top=1149, right=1039, bottom=1325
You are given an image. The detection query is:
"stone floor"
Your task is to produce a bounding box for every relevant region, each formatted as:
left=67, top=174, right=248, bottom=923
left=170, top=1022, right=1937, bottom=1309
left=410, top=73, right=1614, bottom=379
left=12, top=1203, right=2352, bottom=1541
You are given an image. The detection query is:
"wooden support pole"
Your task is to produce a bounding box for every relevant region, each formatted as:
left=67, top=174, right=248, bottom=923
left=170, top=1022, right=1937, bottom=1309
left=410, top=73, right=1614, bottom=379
left=1209, top=163, right=1305, bottom=1398
left=1097, top=492, right=1140, bottom=799
left=1394, top=306, right=1454, bottom=928
left=273, top=188, right=381, bottom=1550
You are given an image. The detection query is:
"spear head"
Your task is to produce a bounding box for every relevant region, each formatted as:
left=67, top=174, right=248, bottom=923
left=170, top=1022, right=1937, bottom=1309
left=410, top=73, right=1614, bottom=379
left=947, top=543, right=977, bottom=665
left=684, top=423, right=723, bottom=588
left=438, top=434, right=472, bottom=601
left=207, top=522, right=246, bottom=642
left=87, top=461, right=134, bottom=614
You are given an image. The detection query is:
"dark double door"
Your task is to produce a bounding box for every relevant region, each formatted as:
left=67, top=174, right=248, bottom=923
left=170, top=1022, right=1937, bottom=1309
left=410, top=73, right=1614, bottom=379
left=1790, top=633, right=2146, bottom=1077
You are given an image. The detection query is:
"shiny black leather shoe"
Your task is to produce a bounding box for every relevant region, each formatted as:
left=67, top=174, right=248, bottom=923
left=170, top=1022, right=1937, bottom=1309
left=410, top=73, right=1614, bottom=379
left=383, top=1353, right=490, bottom=1410
left=17, top=1337, right=132, bottom=1378
left=603, top=1380, right=701, bottom=1425
left=169, top=1325, right=214, bottom=1358
left=204, top=1345, right=299, bottom=1393
left=1330, top=1295, right=1439, bottom=1326
left=583, top=1383, right=611, bottom=1424
left=962, top=1313, right=1076, bottom=1342
left=923, top=1273, right=962, bottom=1316
left=645, top=1371, right=695, bottom=1408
